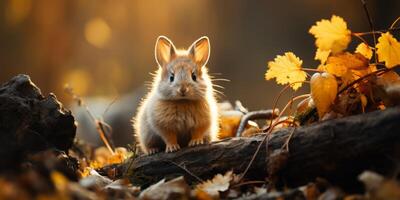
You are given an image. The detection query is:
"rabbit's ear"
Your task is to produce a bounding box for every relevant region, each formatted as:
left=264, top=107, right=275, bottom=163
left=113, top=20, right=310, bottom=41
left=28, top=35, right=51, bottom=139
left=188, top=36, right=210, bottom=67
left=155, top=36, right=176, bottom=67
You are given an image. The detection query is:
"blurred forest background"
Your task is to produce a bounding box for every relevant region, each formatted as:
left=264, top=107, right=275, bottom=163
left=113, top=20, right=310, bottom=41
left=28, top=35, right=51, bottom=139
left=0, top=0, right=398, bottom=146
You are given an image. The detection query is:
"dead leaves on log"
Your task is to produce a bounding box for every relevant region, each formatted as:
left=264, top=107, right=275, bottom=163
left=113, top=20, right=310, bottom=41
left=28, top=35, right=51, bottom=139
left=264, top=14, right=400, bottom=126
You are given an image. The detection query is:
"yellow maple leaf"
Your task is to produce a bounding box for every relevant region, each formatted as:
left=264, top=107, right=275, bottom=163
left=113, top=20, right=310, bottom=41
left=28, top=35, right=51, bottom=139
left=376, top=32, right=400, bottom=68
left=265, top=52, right=307, bottom=90
left=315, top=49, right=331, bottom=64
left=355, top=43, right=373, bottom=60
left=309, top=15, right=351, bottom=53
left=310, top=72, right=338, bottom=118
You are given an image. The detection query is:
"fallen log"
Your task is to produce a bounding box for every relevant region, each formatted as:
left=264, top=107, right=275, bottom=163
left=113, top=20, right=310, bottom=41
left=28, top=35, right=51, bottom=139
left=124, top=107, right=400, bottom=191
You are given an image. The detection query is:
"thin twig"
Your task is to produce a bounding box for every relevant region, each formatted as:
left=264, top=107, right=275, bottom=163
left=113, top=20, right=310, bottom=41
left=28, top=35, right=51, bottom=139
left=237, top=132, right=270, bottom=182
left=161, top=159, right=203, bottom=182
left=232, top=180, right=266, bottom=188
left=352, top=33, right=371, bottom=46
left=238, top=83, right=310, bottom=182
left=302, top=68, right=324, bottom=73
left=102, top=96, right=119, bottom=117
left=64, top=85, right=115, bottom=154
left=268, top=81, right=310, bottom=129
left=278, top=94, right=310, bottom=118
left=236, top=109, right=279, bottom=137
left=361, top=0, right=378, bottom=63
left=238, top=84, right=309, bottom=183
left=390, top=17, right=400, bottom=29
left=282, top=125, right=297, bottom=152
left=97, top=120, right=115, bottom=150
left=353, top=27, right=400, bottom=36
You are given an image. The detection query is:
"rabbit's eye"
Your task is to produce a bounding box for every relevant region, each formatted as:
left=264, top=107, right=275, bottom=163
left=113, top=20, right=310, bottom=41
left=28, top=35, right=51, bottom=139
left=191, top=72, right=197, bottom=81
left=169, top=73, right=174, bottom=82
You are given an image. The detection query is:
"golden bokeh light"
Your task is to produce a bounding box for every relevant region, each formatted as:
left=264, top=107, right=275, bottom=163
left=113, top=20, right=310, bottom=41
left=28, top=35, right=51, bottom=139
left=63, top=69, right=92, bottom=96
left=5, top=0, right=32, bottom=25
left=84, top=18, right=112, bottom=48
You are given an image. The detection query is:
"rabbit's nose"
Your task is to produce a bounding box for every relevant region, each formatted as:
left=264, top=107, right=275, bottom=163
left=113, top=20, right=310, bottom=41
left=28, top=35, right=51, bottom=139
left=178, top=86, right=189, bottom=96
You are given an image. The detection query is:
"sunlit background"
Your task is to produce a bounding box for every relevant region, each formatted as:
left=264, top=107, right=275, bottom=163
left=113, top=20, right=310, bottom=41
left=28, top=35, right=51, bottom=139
left=0, top=0, right=397, bottom=146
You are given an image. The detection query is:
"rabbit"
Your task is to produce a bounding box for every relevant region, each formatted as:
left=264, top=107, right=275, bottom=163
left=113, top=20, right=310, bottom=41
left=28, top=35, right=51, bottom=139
left=133, top=36, right=219, bottom=155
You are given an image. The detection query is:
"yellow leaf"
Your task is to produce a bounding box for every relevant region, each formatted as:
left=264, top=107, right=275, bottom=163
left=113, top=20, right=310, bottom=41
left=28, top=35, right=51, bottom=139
left=355, top=43, right=373, bottom=60
left=310, top=72, right=338, bottom=118
left=309, top=15, right=351, bottom=53
left=376, top=32, right=400, bottom=68
left=82, top=146, right=129, bottom=177
left=265, top=52, right=307, bottom=90
left=50, top=171, right=69, bottom=191
left=315, top=49, right=331, bottom=64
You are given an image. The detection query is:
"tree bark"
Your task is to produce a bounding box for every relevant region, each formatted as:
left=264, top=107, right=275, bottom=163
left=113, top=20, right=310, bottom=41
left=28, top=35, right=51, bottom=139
left=124, top=107, right=400, bottom=190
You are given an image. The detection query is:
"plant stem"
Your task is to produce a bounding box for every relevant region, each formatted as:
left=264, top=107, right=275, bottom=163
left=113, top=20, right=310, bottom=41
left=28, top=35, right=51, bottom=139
left=361, top=0, right=378, bottom=63
left=302, top=68, right=323, bottom=73
left=353, top=27, right=400, bottom=36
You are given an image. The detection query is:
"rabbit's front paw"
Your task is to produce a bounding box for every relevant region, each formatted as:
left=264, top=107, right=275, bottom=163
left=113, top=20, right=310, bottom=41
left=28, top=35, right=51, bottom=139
left=165, top=143, right=180, bottom=153
left=189, top=137, right=206, bottom=147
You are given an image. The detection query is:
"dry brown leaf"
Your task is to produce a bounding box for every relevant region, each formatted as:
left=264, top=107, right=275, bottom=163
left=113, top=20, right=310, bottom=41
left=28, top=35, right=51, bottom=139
left=296, top=96, right=313, bottom=115
left=79, top=169, right=112, bottom=188
left=352, top=65, right=376, bottom=79
left=385, top=83, right=400, bottom=105
left=310, top=72, right=338, bottom=118
left=324, top=62, right=349, bottom=77
left=140, top=177, right=190, bottom=200
left=304, top=183, right=320, bottom=200
left=196, top=171, right=233, bottom=198
left=376, top=180, right=400, bottom=200
left=377, top=71, right=400, bottom=88
left=193, top=189, right=214, bottom=200
left=327, top=52, right=369, bottom=71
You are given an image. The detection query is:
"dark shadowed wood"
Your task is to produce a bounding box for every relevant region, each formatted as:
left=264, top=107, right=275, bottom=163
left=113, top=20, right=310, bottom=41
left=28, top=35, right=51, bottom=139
left=124, top=107, right=400, bottom=190
left=0, top=74, right=76, bottom=170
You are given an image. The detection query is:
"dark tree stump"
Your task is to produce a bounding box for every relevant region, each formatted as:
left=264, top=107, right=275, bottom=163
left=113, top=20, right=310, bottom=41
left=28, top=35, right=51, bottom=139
left=0, top=74, right=76, bottom=170
left=124, top=107, right=400, bottom=191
